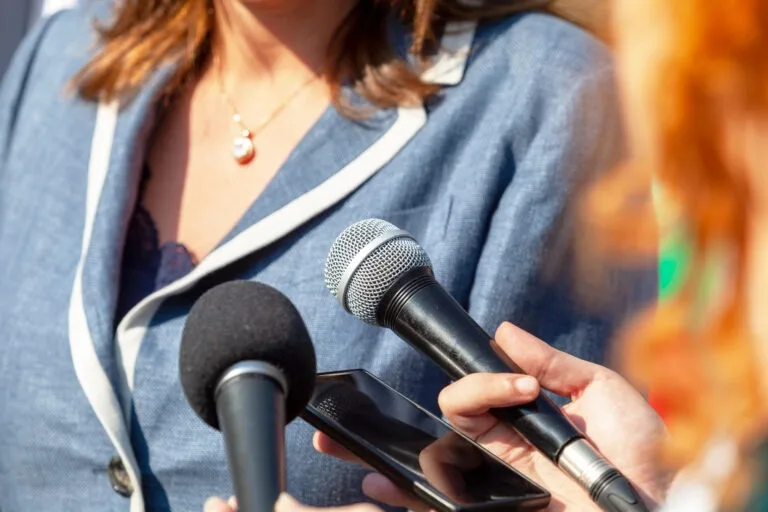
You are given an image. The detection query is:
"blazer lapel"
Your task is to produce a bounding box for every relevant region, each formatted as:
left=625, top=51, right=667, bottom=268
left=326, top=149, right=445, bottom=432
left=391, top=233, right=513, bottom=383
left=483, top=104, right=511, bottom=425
left=80, top=68, right=174, bottom=379
left=68, top=67, right=176, bottom=512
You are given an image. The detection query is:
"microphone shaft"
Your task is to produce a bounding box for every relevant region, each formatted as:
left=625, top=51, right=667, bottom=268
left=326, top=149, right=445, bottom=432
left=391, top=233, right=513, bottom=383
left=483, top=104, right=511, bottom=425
left=217, top=371, right=286, bottom=512
left=379, top=269, right=580, bottom=460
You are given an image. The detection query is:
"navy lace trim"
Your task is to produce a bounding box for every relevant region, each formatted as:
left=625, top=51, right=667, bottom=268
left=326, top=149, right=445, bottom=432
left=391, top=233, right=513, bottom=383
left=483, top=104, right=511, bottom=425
left=115, top=200, right=197, bottom=324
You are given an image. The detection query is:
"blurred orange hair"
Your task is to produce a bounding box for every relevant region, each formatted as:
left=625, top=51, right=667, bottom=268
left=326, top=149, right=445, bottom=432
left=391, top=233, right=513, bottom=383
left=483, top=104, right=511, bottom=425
left=584, top=0, right=768, bottom=483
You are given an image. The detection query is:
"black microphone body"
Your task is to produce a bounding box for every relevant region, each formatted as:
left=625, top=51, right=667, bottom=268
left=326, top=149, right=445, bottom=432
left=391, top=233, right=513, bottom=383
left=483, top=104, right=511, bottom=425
left=379, top=266, right=580, bottom=460
left=180, top=281, right=317, bottom=512
left=378, top=266, right=647, bottom=512
left=216, top=364, right=287, bottom=512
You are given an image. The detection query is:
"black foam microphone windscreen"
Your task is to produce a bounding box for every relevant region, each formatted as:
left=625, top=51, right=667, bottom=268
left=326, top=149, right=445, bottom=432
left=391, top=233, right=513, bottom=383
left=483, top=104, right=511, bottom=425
left=179, top=280, right=317, bottom=512
left=179, top=280, right=317, bottom=428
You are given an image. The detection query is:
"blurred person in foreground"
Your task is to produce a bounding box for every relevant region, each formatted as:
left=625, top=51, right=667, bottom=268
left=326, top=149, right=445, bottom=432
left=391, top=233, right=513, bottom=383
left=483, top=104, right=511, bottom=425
left=232, top=0, right=768, bottom=511
left=0, top=0, right=647, bottom=510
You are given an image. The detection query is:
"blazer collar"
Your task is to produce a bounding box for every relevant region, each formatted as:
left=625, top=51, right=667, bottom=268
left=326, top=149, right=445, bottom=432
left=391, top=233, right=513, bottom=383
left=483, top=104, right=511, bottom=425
left=418, top=20, right=476, bottom=86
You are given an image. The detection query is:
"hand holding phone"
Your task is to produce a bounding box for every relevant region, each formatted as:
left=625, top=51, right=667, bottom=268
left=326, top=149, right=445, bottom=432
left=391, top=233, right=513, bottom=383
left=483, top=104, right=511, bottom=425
left=301, top=370, right=551, bottom=512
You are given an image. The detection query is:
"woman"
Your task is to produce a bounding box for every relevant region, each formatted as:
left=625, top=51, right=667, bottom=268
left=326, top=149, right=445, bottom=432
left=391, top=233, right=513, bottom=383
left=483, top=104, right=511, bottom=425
left=262, top=0, right=768, bottom=510
left=0, top=0, right=646, bottom=510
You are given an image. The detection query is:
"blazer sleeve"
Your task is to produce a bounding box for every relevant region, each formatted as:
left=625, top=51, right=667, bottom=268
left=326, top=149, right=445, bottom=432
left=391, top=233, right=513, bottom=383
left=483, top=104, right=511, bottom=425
left=466, top=64, right=657, bottom=379
left=0, top=13, right=62, bottom=170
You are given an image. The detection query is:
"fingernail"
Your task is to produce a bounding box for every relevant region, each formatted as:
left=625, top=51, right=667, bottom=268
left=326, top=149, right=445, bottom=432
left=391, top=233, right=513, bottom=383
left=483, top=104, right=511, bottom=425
left=227, top=496, right=237, bottom=510
left=204, top=497, right=226, bottom=512
left=275, top=493, right=299, bottom=511
left=514, top=376, right=538, bottom=395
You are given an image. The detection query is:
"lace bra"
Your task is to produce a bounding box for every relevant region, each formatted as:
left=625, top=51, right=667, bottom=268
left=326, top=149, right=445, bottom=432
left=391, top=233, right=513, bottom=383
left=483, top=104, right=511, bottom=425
left=114, top=169, right=198, bottom=325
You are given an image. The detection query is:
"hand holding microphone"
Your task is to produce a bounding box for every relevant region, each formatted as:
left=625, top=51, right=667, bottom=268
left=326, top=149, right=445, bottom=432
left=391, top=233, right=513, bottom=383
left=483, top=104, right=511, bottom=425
left=323, top=219, right=656, bottom=512
left=436, top=323, right=669, bottom=510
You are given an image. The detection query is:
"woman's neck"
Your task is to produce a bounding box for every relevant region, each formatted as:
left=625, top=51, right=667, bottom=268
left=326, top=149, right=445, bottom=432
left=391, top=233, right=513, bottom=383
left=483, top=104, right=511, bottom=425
left=211, top=0, right=355, bottom=85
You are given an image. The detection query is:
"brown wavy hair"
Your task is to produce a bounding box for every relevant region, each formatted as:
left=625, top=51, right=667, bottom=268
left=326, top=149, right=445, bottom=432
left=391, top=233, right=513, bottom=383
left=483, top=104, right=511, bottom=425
left=73, top=0, right=553, bottom=111
left=583, top=0, right=768, bottom=491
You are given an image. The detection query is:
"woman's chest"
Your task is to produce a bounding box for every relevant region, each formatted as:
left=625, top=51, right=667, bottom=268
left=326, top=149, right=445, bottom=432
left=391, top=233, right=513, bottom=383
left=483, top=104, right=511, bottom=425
left=142, top=80, right=332, bottom=261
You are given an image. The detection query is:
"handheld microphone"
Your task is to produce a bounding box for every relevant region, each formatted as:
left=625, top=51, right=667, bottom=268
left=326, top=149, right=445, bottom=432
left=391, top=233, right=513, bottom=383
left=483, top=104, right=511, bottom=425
left=180, top=281, right=317, bottom=512
left=324, top=219, right=647, bottom=512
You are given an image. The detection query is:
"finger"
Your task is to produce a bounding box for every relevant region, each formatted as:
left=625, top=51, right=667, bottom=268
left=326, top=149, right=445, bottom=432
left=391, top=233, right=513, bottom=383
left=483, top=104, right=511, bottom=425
left=438, top=375, right=542, bottom=466
left=204, top=496, right=234, bottom=512
left=275, top=493, right=382, bottom=511
left=493, top=322, right=606, bottom=395
left=438, top=373, right=539, bottom=420
left=362, top=473, right=432, bottom=512
left=313, top=431, right=370, bottom=468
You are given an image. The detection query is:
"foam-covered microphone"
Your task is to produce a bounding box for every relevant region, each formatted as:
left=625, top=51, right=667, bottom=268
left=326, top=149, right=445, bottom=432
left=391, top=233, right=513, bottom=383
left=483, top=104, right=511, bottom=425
left=324, top=219, right=647, bottom=512
left=180, top=281, right=316, bottom=512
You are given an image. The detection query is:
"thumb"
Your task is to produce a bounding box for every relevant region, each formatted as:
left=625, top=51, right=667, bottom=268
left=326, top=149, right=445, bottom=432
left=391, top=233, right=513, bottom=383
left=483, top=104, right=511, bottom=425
left=493, top=322, right=607, bottom=396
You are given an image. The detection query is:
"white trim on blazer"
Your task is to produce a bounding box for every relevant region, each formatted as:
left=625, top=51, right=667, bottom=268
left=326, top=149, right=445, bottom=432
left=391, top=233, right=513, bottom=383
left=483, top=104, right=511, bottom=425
left=68, top=21, right=475, bottom=511
left=69, top=98, right=146, bottom=512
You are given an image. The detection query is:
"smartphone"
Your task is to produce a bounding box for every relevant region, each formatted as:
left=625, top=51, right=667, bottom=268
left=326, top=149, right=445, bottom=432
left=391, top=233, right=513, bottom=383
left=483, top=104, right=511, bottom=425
left=300, top=369, right=551, bottom=512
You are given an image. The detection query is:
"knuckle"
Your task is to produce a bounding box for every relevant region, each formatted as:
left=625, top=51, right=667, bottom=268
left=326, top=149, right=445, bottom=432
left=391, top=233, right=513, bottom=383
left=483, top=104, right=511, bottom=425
left=498, top=375, right=518, bottom=396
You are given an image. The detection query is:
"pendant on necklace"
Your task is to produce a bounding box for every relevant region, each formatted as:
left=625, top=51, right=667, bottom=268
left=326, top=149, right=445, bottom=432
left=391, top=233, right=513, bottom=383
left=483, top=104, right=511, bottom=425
left=233, top=129, right=255, bottom=165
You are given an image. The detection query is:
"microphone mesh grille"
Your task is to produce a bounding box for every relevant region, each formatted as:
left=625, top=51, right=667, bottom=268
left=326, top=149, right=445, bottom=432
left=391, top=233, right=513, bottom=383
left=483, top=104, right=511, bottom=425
left=324, top=219, right=431, bottom=325
left=324, top=219, right=392, bottom=297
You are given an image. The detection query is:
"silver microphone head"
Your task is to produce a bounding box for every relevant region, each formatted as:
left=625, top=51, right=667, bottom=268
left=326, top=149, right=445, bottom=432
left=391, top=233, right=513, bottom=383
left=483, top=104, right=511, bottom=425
left=324, top=219, right=432, bottom=325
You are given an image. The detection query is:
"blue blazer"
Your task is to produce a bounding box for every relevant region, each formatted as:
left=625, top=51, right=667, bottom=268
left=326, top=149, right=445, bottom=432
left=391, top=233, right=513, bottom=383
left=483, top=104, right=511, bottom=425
left=0, top=6, right=654, bottom=512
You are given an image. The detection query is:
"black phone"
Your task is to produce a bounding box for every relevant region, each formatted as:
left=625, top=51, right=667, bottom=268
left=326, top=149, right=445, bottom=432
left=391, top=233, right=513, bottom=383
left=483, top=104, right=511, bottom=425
left=300, top=369, right=551, bottom=512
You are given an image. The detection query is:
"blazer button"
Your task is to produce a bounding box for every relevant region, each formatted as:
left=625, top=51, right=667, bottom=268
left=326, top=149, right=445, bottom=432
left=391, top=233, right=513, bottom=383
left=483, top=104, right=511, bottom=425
left=107, top=456, right=134, bottom=497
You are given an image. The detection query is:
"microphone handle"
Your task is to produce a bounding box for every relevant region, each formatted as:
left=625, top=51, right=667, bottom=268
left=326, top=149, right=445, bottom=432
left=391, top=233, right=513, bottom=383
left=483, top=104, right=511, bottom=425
left=378, top=268, right=648, bottom=512
left=378, top=267, right=581, bottom=460
left=216, top=368, right=287, bottom=512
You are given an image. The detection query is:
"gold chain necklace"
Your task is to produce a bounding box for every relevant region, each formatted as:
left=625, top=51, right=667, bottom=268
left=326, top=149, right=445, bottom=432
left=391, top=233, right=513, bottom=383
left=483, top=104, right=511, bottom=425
left=214, top=55, right=320, bottom=165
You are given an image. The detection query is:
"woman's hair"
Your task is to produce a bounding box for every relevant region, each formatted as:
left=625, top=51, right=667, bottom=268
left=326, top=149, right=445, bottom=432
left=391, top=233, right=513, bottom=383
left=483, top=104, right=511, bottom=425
left=583, top=0, right=768, bottom=491
left=73, top=0, right=551, bottom=111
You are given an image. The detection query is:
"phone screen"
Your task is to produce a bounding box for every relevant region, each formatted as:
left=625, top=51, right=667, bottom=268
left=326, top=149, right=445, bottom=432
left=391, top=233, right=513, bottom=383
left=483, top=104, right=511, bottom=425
left=305, top=370, right=549, bottom=510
